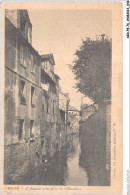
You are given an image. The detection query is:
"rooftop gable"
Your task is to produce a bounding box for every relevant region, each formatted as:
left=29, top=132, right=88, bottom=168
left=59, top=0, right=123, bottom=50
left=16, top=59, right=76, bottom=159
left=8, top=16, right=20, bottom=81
left=41, top=53, right=55, bottom=65
left=19, top=10, right=32, bottom=26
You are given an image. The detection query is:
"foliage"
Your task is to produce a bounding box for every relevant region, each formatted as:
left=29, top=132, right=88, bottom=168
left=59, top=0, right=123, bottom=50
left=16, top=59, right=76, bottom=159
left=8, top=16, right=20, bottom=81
left=70, top=37, right=112, bottom=103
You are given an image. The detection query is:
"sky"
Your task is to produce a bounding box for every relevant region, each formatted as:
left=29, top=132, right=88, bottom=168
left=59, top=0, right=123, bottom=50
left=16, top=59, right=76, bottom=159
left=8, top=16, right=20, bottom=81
left=28, top=10, right=112, bottom=110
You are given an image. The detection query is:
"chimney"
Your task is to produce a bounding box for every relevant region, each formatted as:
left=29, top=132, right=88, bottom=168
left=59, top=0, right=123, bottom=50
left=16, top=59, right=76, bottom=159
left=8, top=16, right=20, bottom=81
left=101, top=34, right=105, bottom=41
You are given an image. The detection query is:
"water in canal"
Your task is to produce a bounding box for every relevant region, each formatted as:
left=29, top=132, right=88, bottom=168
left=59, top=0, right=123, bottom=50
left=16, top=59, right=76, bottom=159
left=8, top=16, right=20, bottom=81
left=16, top=133, right=88, bottom=185
left=16, top=129, right=109, bottom=186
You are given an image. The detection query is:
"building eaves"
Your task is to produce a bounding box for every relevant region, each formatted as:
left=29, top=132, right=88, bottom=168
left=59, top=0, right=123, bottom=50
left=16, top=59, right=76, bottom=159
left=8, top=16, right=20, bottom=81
left=5, top=17, right=42, bottom=61
left=68, top=105, right=79, bottom=112
left=54, top=74, right=60, bottom=80
left=41, top=53, right=55, bottom=65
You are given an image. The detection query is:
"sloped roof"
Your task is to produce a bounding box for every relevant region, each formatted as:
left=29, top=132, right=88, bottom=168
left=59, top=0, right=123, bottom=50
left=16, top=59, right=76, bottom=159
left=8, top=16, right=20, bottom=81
left=68, top=112, right=76, bottom=117
left=54, top=74, right=60, bottom=80
left=68, top=105, right=79, bottom=112
left=5, top=17, right=41, bottom=60
left=41, top=53, right=55, bottom=65
left=81, top=104, right=96, bottom=111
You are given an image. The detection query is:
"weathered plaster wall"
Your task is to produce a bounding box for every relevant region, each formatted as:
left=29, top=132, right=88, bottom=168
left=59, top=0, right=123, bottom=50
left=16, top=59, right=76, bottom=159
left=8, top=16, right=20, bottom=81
left=4, top=10, right=66, bottom=184
left=4, top=138, right=42, bottom=184
left=4, top=16, right=41, bottom=183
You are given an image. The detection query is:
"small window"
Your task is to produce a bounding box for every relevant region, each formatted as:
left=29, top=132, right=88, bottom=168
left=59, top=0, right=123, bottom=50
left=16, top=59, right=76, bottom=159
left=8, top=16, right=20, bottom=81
left=20, top=45, right=24, bottom=65
left=47, top=101, right=48, bottom=113
left=30, top=120, right=34, bottom=138
left=19, top=119, right=24, bottom=141
left=20, top=16, right=26, bottom=32
left=20, top=45, right=26, bottom=68
left=31, top=54, right=35, bottom=74
left=31, top=86, right=35, bottom=107
left=20, top=80, right=26, bottom=104
left=42, top=104, right=44, bottom=118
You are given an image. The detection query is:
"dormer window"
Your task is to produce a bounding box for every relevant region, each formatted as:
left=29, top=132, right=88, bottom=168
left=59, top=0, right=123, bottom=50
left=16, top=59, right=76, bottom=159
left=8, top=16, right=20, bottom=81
left=20, top=45, right=26, bottom=68
left=19, top=11, right=32, bottom=44
left=20, top=16, right=26, bottom=33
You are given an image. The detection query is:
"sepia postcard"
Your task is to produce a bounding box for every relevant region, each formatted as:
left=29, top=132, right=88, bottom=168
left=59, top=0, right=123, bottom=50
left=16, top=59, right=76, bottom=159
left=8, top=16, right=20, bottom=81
left=1, top=1, right=123, bottom=194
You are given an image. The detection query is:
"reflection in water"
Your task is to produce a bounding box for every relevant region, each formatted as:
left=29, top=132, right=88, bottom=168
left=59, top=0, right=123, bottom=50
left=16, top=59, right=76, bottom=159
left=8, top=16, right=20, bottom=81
left=65, top=135, right=88, bottom=186
left=15, top=134, right=89, bottom=185
left=15, top=119, right=110, bottom=186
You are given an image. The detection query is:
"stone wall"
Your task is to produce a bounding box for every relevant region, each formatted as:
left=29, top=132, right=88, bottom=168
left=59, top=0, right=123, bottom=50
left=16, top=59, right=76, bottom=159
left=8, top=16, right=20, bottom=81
left=4, top=10, right=67, bottom=184
left=4, top=137, right=42, bottom=184
left=4, top=68, right=41, bottom=145
left=4, top=16, right=41, bottom=183
left=40, top=89, right=66, bottom=159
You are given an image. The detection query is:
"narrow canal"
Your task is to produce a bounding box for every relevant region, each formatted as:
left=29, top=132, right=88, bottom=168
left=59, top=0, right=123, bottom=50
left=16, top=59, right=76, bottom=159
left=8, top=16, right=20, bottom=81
left=16, top=133, right=89, bottom=185
left=15, top=118, right=110, bottom=186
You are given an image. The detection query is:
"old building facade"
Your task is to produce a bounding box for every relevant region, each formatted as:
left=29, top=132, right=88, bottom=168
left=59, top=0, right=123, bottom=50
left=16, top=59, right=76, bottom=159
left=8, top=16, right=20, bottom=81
left=5, top=10, right=42, bottom=183
left=4, top=9, right=67, bottom=183
left=40, top=54, right=61, bottom=160
left=59, top=90, right=70, bottom=145
left=68, top=106, right=80, bottom=135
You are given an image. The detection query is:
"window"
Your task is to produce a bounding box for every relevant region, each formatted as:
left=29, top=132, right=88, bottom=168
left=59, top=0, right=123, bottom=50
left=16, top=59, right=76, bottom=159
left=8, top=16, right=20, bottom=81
left=51, top=84, right=57, bottom=94
left=20, top=45, right=26, bottom=67
left=19, top=119, right=24, bottom=141
left=53, top=100, right=55, bottom=115
left=42, top=104, right=44, bottom=118
left=31, top=86, right=35, bottom=107
left=30, top=120, right=34, bottom=138
left=20, top=15, right=26, bottom=32
left=31, top=54, right=35, bottom=74
left=47, top=100, right=48, bottom=113
left=27, top=49, right=31, bottom=67
left=20, top=45, right=24, bottom=65
left=20, top=80, right=26, bottom=104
